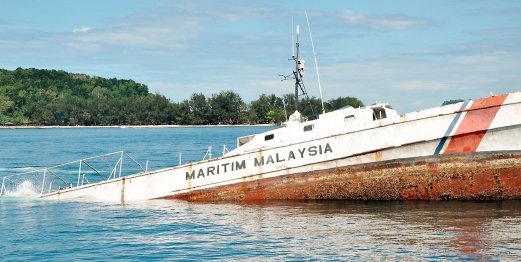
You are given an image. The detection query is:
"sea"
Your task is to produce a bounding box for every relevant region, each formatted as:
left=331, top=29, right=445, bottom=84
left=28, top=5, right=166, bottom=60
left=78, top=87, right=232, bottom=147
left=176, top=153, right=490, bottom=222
left=1, top=127, right=520, bottom=261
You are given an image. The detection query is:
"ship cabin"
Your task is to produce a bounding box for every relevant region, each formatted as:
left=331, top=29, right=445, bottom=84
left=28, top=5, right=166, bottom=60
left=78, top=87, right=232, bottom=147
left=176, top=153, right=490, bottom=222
left=228, top=103, right=400, bottom=155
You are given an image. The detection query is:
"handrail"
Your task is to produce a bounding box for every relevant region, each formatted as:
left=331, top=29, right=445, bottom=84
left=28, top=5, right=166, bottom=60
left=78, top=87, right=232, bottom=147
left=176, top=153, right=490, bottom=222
left=3, top=151, right=125, bottom=178
left=0, top=151, right=148, bottom=198
left=124, top=152, right=145, bottom=172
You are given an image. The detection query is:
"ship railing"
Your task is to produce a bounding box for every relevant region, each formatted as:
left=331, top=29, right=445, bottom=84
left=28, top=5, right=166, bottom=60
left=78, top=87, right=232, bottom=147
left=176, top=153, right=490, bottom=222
left=202, top=146, right=213, bottom=160
left=0, top=151, right=147, bottom=198
left=199, top=145, right=229, bottom=162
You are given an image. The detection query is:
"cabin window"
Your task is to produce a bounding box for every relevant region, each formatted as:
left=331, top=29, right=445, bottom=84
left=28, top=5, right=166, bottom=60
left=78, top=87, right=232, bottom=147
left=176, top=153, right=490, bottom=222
left=265, top=134, right=274, bottom=141
left=344, top=115, right=355, bottom=122
left=372, top=108, right=387, bottom=120
left=303, top=124, right=314, bottom=132
left=237, top=134, right=255, bottom=147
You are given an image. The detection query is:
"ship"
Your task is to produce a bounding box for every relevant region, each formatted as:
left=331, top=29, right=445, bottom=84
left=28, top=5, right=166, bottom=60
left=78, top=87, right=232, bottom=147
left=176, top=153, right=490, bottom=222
left=2, top=25, right=521, bottom=202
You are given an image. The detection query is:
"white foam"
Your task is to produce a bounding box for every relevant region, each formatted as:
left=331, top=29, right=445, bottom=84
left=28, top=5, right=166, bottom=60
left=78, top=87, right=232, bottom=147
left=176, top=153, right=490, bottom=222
left=6, top=180, right=39, bottom=197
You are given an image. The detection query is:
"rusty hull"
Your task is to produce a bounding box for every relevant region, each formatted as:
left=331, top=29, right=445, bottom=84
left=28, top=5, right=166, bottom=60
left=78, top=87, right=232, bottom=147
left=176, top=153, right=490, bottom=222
left=166, top=152, right=521, bottom=201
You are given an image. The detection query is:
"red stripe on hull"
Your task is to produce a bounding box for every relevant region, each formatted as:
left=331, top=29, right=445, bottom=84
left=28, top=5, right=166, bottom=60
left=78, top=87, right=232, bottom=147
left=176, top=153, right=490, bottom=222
left=164, top=153, right=521, bottom=201
left=468, top=94, right=508, bottom=110
left=444, top=95, right=508, bottom=154
left=445, top=131, right=487, bottom=154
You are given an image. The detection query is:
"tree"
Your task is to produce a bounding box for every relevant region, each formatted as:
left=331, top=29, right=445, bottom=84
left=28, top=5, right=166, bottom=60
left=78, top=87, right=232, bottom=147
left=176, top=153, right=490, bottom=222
left=442, top=99, right=465, bottom=106
left=326, top=96, right=364, bottom=111
left=188, top=93, right=210, bottom=125
left=209, top=90, right=246, bottom=124
left=248, top=94, right=286, bottom=124
left=0, top=68, right=367, bottom=126
left=0, top=95, right=14, bottom=124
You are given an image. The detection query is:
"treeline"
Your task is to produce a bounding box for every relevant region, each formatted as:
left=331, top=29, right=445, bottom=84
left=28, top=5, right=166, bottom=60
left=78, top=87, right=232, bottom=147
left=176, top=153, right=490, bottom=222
left=441, top=99, right=464, bottom=106
left=0, top=68, right=363, bottom=126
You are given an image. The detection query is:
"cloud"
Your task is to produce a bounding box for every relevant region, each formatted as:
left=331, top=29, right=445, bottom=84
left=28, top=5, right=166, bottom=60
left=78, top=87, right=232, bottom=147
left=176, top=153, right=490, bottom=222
left=309, top=52, right=521, bottom=113
left=72, top=26, right=91, bottom=33
left=452, top=54, right=501, bottom=64
left=71, top=22, right=200, bottom=49
left=341, top=9, right=430, bottom=30
left=390, top=80, right=452, bottom=91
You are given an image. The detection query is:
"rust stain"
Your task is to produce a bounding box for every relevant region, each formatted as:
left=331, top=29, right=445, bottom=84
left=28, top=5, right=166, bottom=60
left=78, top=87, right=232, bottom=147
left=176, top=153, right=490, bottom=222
left=166, top=152, right=521, bottom=201
left=257, top=149, right=263, bottom=176
left=187, top=163, right=193, bottom=190
left=120, top=177, right=125, bottom=202
left=375, top=151, right=383, bottom=162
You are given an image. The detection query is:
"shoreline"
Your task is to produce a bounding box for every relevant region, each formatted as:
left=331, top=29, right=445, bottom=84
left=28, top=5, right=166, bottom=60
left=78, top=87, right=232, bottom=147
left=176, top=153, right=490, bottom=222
left=0, top=124, right=277, bottom=129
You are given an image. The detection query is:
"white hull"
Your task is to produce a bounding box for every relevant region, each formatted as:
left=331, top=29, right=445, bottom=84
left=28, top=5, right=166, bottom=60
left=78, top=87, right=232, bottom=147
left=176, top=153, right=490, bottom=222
left=40, top=92, right=521, bottom=201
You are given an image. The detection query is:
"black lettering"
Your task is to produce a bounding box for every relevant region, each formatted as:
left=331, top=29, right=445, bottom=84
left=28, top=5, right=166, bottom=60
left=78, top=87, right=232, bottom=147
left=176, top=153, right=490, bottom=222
left=197, top=169, right=205, bottom=178
left=319, top=145, right=323, bottom=154
left=217, top=164, right=220, bottom=174
left=186, top=170, right=195, bottom=180
left=288, top=151, right=296, bottom=160
left=222, top=163, right=229, bottom=173
left=266, top=155, right=275, bottom=164
left=236, top=160, right=246, bottom=170
left=254, top=157, right=265, bottom=167
left=309, top=146, right=317, bottom=156
left=276, top=153, right=285, bottom=162
left=298, top=148, right=306, bottom=158
left=207, top=166, right=215, bottom=176
left=324, top=143, right=333, bottom=154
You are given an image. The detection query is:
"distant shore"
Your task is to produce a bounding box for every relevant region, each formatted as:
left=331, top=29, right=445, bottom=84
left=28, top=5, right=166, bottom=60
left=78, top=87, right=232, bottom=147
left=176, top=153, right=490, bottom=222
left=0, top=124, right=277, bottom=129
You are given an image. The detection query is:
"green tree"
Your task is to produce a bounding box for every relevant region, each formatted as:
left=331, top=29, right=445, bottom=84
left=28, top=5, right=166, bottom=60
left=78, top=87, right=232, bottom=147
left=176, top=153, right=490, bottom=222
left=326, top=96, right=364, bottom=111
left=0, top=67, right=366, bottom=126
left=188, top=93, right=210, bottom=125
left=0, top=95, right=14, bottom=124
left=442, top=99, right=464, bottom=106
left=248, top=94, right=286, bottom=124
left=209, top=90, right=246, bottom=124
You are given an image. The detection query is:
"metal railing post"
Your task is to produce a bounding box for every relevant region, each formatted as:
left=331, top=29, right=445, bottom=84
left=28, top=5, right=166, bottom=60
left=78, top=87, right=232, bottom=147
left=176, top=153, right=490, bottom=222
left=119, top=151, right=124, bottom=178
left=40, top=169, right=47, bottom=195
left=145, top=161, right=149, bottom=172
left=179, top=152, right=182, bottom=165
left=77, top=161, right=82, bottom=187
left=209, top=146, right=212, bottom=159
left=222, top=145, right=229, bottom=156
left=1, top=177, right=5, bottom=196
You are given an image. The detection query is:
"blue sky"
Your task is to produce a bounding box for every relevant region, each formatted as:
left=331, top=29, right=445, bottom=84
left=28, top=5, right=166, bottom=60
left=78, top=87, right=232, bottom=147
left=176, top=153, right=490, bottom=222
left=1, top=0, right=521, bottom=113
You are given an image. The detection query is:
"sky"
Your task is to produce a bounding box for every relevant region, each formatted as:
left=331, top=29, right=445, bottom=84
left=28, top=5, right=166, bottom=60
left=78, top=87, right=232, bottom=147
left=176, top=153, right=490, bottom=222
left=1, top=0, right=521, bottom=113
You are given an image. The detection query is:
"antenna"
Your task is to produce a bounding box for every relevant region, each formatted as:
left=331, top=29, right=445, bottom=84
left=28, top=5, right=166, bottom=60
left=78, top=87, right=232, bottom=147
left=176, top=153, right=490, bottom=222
left=305, top=10, right=325, bottom=114
left=291, top=17, right=295, bottom=57
left=279, top=20, right=314, bottom=120
left=294, top=24, right=300, bottom=111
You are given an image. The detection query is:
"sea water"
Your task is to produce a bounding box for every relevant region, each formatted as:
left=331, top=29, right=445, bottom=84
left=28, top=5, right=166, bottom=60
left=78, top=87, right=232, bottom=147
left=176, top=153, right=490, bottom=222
left=1, top=127, right=520, bottom=261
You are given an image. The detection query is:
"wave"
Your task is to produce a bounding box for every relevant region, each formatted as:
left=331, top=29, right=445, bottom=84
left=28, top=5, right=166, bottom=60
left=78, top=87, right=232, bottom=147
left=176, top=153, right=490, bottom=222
left=0, top=167, right=39, bottom=173
left=3, top=180, right=40, bottom=197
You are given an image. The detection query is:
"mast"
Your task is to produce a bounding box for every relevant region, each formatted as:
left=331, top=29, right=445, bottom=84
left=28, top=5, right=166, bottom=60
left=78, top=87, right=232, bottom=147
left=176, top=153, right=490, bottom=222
left=293, top=25, right=300, bottom=111
left=290, top=25, right=306, bottom=112
left=280, top=22, right=309, bottom=119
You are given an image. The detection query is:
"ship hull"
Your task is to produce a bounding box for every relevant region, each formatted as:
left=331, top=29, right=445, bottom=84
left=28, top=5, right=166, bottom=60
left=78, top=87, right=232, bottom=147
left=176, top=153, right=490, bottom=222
left=39, top=92, right=521, bottom=201
left=168, top=151, right=521, bottom=201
